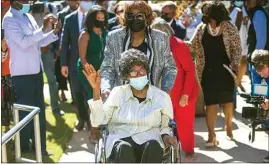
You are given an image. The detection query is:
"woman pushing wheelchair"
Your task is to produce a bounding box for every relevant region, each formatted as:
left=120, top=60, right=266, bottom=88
left=83, top=49, right=177, bottom=163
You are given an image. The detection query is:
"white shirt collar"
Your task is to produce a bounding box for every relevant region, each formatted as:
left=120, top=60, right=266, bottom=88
left=77, top=9, right=86, bottom=31
left=168, top=19, right=174, bottom=26
left=124, top=84, right=154, bottom=102
left=78, top=9, right=85, bottom=18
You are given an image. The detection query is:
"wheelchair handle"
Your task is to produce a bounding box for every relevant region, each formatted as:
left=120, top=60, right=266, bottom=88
left=168, top=120, right=177, bottom=128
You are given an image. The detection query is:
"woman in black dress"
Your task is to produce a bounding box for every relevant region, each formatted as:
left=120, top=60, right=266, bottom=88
left=189, top=2, right=242, bottom=147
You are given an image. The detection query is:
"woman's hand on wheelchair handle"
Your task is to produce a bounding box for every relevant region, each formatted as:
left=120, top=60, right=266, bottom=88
left=163, top=135, right=178, bottom=148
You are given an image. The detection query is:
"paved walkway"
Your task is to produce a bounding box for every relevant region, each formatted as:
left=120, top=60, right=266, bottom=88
left=57, top=76, right=268, bottom=163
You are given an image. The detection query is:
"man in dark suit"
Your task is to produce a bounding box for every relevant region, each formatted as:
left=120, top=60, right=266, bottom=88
left=58, top=1, right=78, bottom=25
left=56, top=0, right=78, bottom=103
left=161, top=1, right=186, bottom=40
left=60, top=0, right=93, bottom=131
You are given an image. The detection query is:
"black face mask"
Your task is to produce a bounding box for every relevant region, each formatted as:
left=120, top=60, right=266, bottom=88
left=161, top=14, right=173, bottom=23
left=95, top=20, right=105, bottom=29
left=127, top=19, right=146, bottom=32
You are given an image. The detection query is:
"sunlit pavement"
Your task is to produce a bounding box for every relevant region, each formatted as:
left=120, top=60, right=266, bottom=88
left=57, top=76, right=268, bottom=163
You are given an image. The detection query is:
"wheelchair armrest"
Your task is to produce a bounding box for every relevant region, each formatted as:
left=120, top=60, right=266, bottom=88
left=168, top=120, right=177, bottom=128
left=98, top=124, right=108, bottom=131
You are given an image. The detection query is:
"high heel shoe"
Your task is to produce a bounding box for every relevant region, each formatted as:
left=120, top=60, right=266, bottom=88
left=226, top=135, right=234, bottom=141
left=205, top=137, right=219, bottom=148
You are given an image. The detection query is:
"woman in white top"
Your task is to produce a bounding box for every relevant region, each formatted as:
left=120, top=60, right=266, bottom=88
left=83, top=49, right=177, bottom=163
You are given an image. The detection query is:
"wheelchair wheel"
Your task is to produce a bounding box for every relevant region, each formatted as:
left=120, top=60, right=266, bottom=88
left=170, top=146, right=177, bottom=163
left=95, top=138, right=105, bottom=163
left=178, top=142, right=183, bottom=163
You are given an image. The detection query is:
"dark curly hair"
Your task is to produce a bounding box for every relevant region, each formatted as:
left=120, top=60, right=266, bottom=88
left=83, top=5, right=108, bottom=32
left=118, top=49, right=149, bottom=80
left=201, top=2, right=230, bottom=26
left=207, top=2, right=231, bottom=26
left=123, top=1, right=155, bottom=27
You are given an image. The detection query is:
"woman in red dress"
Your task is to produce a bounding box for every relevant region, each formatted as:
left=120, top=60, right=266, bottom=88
left=152, top=19, right=199, bottom=159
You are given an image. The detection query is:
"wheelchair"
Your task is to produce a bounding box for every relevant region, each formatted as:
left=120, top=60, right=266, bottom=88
left=94, top=120, right=183, bottom=163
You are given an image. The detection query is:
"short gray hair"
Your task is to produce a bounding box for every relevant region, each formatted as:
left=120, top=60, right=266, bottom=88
left=151, top=18, right=175, bottom=37
left=251, top=49, right=269, bottom=71
left=118, top=49, right=149, bottom=80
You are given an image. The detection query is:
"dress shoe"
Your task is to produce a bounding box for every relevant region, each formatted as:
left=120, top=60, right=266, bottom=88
left=75, top=121, right=84, bottom=131
left=42, top=151, right=53, bottom=156
left=53, top=108, right=65, bottom=116
left=60, top=92, right=67, bottom=102
left=205, top=136, right=219, bottom=148
left=226, top=135, right=235, bottom=141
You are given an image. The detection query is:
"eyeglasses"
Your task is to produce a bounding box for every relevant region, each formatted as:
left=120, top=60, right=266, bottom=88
left=161, top=12, right=174, bottom=16
left=129, top=69, right=147, bottom=77
left=127, top=12, right=146, bottom=21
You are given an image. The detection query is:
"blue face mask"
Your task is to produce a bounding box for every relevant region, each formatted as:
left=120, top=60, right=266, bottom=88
left=234, top=1, right=243, bottom=7
left=129, top=75, right=149, bottom=90
left=21, top=4, right=30, bottom=14
left=80, top=1, right=94, bottom=11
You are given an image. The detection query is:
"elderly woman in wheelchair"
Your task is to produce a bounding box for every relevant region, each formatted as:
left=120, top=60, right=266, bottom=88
left=83, top=49, right=178, bottom=163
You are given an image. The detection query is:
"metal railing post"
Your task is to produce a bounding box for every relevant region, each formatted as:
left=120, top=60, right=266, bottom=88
left=2, top=104, right=42, bottom=163
left=2, top=144, right=7, bottom=163
left=33, top=114, right=42, bottom=163
left=14, top=109, right=21, bottom=161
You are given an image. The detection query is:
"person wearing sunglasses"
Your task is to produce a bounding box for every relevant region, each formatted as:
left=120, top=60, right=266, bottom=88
left=100, top=1, right=176, bottom=101
left=83, top=49, right=177, bottom=163
left=108, top=1, right=128, bottom=31
left=161, top=1, right=186, bottom=40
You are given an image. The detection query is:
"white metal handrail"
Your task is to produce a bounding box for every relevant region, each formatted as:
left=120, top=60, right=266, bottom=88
left=1, top=104, right=42, bottom=163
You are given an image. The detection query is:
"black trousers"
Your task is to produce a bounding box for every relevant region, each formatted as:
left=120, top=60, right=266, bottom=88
left=55, top=57, right=68, bottom=91
left=70, top=73, right=89, bottom=122
left=109, top=137, right=163, bottom=163
left=12, top=72, right=47, bottom=152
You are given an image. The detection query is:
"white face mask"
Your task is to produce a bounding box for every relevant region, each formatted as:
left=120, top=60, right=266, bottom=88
left=80, top=1, right=94, bottom=11
left=129, top=75, right=149, bottom=91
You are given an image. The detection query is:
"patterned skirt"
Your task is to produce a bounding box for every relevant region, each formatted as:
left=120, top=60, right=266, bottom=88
left=1, top=75, right=15, bottom=126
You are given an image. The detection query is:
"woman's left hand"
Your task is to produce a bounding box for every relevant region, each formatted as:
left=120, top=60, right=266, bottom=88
left=163, top=135, right=178, bottom=148
left=179, top=95, right=189, bottom=107
left=82, top=64, right=101, bottom=90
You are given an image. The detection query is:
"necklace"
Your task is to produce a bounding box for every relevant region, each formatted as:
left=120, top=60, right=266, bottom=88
left=208, top=23, right=221, bottom=36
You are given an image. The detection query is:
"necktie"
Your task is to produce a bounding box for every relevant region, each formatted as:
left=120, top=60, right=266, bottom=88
left=81, top=14, right=85, bottom=31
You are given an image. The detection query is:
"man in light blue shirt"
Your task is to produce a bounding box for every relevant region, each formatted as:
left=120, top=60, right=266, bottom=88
left=244, top=0, right=269, bottom=95
left=2, top=0, right=61, bottom=156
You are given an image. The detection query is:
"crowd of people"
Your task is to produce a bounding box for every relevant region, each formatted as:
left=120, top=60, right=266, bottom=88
left=1, top=0, right=269, bottom=163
